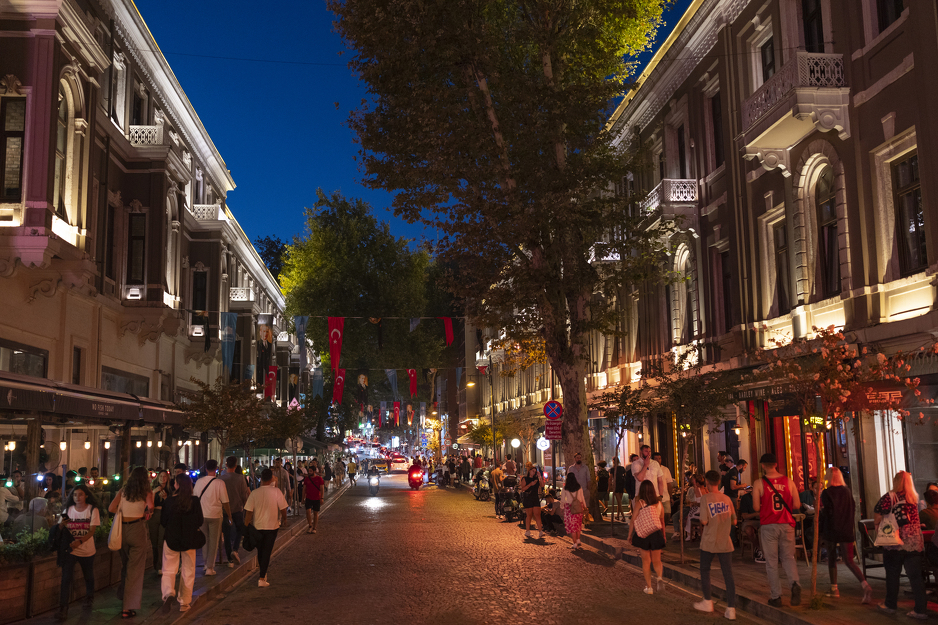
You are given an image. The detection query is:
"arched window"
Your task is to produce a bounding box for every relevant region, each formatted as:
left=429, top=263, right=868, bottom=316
left=53, top=86, right=69, bottom=220
left=815, top=166, right=840, bottom=298
left=671, top=245, right=697, bottom=345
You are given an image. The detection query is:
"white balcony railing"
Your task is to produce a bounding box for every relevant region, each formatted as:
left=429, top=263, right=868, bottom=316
left=742, top=51, right=846, bottom=132
left=128, top=124, right=164, bottom=146
left=229, top=287, right=255, bottom=302
left=641, top=178, right=697, bottom=213
left=192, top=204, right=221, bottom=221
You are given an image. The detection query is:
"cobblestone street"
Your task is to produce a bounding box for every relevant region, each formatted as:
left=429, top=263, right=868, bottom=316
left=190, top=476, right=748, bottom=625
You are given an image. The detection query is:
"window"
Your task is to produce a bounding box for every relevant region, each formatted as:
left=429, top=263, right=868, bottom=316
left=664, top=283, right=674, bottom=343
left=677, top=125, right=687, bottom=178
left=816, top=166, right=840, bottom=298
left=721, top=251, right=733, bottom=333
left=192, top=270, right=208, bottom=311
left=72, top=347, right=82, bottom=385
left=682, top=278, right=695, bottom=343
left=878, top=0, right=904, bottom=33
left=711, top=93, right=724, bottom=168
left=0, top=339, right=48, bottom=378
left=803, top=0, right=824, bottom=53
left=761, top=37, right=776, bottom=82
left=53, top=87, right=68, bottom=220
left=101, top=366, right=149, bottom=396
left=132, top=85, right=145, bottom=125
left=126, top=213, right=146, bottom=284
left=1, top=98, right=25, bottom=202
left=893, top=153, right=926, bottom=275
left=774, top=222, right=792, bottom=313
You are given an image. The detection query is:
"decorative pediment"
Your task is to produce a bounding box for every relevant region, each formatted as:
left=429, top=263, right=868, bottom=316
left=119, top=311, right=182, bottom=345
left=2, top=74, right=23, bottom=95
left=108, top=189, right=122, bottom=208
left=129, top=199, right=144, bottom=213
left=184, top=343, right=220, bottom=368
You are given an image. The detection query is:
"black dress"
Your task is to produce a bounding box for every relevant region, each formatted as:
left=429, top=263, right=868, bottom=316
left=521, top=475, right=541, bottom=509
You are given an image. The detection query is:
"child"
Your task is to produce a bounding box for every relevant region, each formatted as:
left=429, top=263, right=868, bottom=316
left=694, top=470, right=737, bottom=620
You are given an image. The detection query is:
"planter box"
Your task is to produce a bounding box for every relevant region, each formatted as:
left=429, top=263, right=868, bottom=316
left=0, top=543, right=153, bottom=624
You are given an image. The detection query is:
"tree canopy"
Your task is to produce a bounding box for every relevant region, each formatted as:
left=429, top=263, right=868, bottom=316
left=253, top=235, right=288, bottom=281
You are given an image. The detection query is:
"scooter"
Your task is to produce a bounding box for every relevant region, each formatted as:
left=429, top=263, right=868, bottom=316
left=368, top=474, right=380, bottom=496
left=473, top=470, right=491, bottom=501
left=498, top=476, right=523, bottom=522
left=408, top=469, right=423, bottom=490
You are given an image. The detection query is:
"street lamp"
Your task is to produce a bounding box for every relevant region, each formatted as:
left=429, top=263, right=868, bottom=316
left=511, top=438, right=521, bottom=448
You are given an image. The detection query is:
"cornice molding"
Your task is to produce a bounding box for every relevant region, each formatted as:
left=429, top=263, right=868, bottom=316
left=58, top=0, right=109, bottom=72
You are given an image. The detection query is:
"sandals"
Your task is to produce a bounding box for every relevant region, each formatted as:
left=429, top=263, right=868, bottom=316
left=306, top=527, right=314, bottom=534
left=121, top=610, right=136, bottom=619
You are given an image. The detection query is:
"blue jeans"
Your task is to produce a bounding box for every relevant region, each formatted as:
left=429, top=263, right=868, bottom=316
left=223, top=510, right=245, bottom=560
left=884, top=550, right=927, bottom=614
left=60, top=552, right=95, bottom=607
left=700, top=550, right=735, bottom=608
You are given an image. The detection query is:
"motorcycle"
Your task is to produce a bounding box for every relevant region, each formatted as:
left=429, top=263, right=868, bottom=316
left=473, top=470, right=491, bottom=501
left=498, top=475, right=523, bottom=522
left=408, top=469, right=423, bottom=490
left=368, top=474, right=380, bottom=496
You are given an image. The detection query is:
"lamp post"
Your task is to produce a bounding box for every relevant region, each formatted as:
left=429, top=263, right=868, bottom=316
left=488, top=355, right=498, bottom=465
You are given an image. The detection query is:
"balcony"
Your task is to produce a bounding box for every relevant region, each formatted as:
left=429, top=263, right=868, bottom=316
left=191, top=204, right=221, bottom=221
left=128, top=124, right=164, bottom=146
left=229, top=286, right=255, bottom=310
left=642, top=178, right=697, bottom=213
left=741, top=51, right=850, bottom=175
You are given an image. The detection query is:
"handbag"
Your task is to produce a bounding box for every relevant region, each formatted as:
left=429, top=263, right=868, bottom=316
left=242, top=524, right=260, bottom=552
left=569, top=494, right=584, bottom=515
left=192, top=528, right=207, bottom=550
left=634, top=502, right=663, bottom=538
left=874, top=492, right=904, bottom=547
left=108, top=507, right=123, bottom=551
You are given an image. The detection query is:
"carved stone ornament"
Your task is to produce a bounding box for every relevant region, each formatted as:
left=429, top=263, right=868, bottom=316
left=2, top=74, right=23, bottom=95
left=167, top=178, right=179, bottom=197
left=168, top=130, right=180, bottom=146
left=26, top=276, right=62, bottom=303
left=154, top=109, right=165, bottom=125
left=129, top=199, right=144, bottom=213
left=120, top=312, right=181, bottom=345
left=73, top=118, right=89, bottom=138
left=184, top=343, right=220, bottom=368
left=108, top=189, right=122, bottom=208
left=193, top=261, right=208, bottom=272
left=62, top=60, right=81, bottom=80
left=171, top=220, right=180, bottom=234
left=0, top=256, right=18, bottom=278
left=182, top=151, right=191, bottom=168
left=112, top=51, right=126, bottom=71
left=181, top=256, right=189, bottom=269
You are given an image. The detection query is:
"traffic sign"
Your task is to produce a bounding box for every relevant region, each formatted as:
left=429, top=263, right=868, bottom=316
left=452, top=443, right=459, bottom=449
left=545, top=420, right=562, bottom=440
left=544, top=401, right=563, bottom=420
left=536, top=437, right=550, bottom=451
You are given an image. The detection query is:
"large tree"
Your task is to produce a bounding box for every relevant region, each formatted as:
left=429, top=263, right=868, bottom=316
left=330, top=0, right=672, bottom=510
left=253, top=235, right=288, bottom=281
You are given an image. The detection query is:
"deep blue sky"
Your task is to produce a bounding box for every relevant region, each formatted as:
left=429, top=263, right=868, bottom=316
left=134, top=0, right=693, bottom=247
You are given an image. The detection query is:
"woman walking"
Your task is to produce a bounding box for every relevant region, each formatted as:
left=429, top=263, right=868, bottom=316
left=160, top=474, right=204, bottom=612
left=519, top=462, right=545, bottom=539
left=109, top=467, right=154, bottom=619
left=323, top=462, right=333, bottom=493
left=56, top=484, right=100, bottom=621
left=149, top=470, right=170, bottom=575
left=821, top=467, right=872, bottom=603
left=874, top=471, right=927, bottom=619
left=629, top=479, right=666, bottom=594
left=561, top=473, right=587, bottom=549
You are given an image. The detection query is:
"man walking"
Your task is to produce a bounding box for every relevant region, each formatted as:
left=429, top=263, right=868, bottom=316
left=270, top=458, right=292, bottom=511
left=752, top=453, right=801, bottom=607
left=220, top=456, right=250, bottom=567
left=303, top=467, right=325, bottom=534
left=244, top=469, right=288, bottom=587
left=503, top=454, right=517, bottom=476
left=694, top=470, right=737, bottom=620
left=193, top=460, right=231, bottom=576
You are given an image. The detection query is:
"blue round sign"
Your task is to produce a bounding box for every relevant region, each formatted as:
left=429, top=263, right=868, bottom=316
left=544, top=401, right=563, bottom=420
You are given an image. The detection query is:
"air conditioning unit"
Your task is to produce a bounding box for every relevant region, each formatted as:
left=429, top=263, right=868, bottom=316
left=191, top=325, right=204, bottom=337
left=126, top=287, right=142, bottom=300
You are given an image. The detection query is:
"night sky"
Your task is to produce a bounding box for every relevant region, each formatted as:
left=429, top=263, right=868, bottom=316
left=133, top=0, right=693, bottom=247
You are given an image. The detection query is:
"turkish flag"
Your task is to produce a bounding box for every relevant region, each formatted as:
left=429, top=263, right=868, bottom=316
left=393, top=402, right=400, bottom=427
left=265, top=366, right=277, bottom=399
left=477, top=365, right=488, bottom=375
left=328, top=317, right=344, bottom=371
left=333, top=368, right=346, bottom=405
left=407, top=369, right=417, bottom=397
left=438, top=317, right=454, bottom=346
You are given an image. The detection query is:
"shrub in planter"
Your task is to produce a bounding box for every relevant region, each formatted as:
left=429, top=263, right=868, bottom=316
left=0, top=528, right=52, bottom=565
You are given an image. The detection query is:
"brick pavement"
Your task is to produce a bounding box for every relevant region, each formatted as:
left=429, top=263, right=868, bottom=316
left=187, top=475, right=767, bottom=625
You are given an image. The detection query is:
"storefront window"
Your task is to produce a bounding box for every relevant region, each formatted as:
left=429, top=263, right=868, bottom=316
left=0, top=339, right=47, bottom=378
left=101, top=365, right=149, bottom=396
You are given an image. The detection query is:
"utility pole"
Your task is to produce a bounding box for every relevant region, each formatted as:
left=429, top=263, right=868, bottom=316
left=488, top=355, right=497, bottom=466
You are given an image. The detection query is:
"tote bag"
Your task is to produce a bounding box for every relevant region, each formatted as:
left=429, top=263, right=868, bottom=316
left=107, top=507, right=123, bottom=551
left=874, top=492, right=904, bottom=547
left=634, top=502, right=663, bottom=538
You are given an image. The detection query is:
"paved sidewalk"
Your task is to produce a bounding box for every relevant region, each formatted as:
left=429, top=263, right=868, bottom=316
left=579, top=518, right=937, bottom=625
left=17, top=481, right=349, bottom=625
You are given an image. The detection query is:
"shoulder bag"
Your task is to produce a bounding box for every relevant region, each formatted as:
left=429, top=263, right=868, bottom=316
left=875, top=492, right=904, bottom=547
left=108, top=505, right=123, bottom=551
left=634, top=502, right=663, bottom=538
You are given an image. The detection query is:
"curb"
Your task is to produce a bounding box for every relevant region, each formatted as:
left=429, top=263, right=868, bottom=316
left=577, top=532, right=813, bottom=625
left=149, top=481, right=350, bottom=624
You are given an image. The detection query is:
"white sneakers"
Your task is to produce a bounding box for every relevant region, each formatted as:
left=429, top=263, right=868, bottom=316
left=694, top=600, right=714, bottom=613
left=694, top=599, right=734, bottom=620
left=643, top=587, right=654, bottom=595
left=524, top=530, right=532, bottom=538
left=257, top=576, right=270, bottom=587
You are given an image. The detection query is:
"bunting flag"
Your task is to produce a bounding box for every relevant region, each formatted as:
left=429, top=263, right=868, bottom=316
left=393, top=401, right=401, bottom=427
left=312, top=368, right=324, bottom=398
left=385, top=369, right=399, bottom=401
left=477, top=365, right=488, bottom=375
left=438, top=317, right=454, bottom=346
left=333, top=368, right=346, bottom=404
left=328, top=317, right=344, bottom=371
left=456, top=367, right=463, bottom=389
left=407, top=368, right=417, bottom=397
left=420, top=402, right=426, bottom=428
left=406, top=403, right=414, bottom=426
left=265, top=366, right=277, bottom=399
left=356, top=371, right=369, bottom=408
left=410, top=318, right=421, bottom=332
left=294, top=316, right=309, bottom=370
left=220, top=312, right=237, bottom=374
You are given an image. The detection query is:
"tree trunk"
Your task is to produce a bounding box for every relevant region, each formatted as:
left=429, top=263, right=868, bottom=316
left=554, top=357, right=598, bottom=520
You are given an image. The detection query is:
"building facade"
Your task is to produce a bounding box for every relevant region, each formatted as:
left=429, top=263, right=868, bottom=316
left=0, top=0, right=292, bottom=494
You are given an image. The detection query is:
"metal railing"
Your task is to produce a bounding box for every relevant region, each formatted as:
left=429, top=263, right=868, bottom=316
left=641, top=178, right=698, bottom=213
left=128, top=124, right=163, bottom=146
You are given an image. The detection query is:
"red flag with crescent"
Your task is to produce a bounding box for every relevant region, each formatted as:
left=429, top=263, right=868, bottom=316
left=328, top=317, right=344, bottom=371
left=333, top=368, right=346, bottom=404
left=265, top=366, right=277, bottom=399
left=407, top=368, right=417, bottom=397
left=438, top=317, right=454, bottom=346
left=393, top=402, right=401, bottom=427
